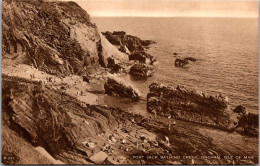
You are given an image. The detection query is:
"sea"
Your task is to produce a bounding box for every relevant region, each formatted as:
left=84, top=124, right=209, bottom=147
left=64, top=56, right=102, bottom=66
left=92, top=17, right=259, bottom=114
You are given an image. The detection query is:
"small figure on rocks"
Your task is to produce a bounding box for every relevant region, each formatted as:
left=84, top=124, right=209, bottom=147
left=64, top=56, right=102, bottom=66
left=165, top=136, right=170, bottom=146
left=10, top=89, right=14, bottom=99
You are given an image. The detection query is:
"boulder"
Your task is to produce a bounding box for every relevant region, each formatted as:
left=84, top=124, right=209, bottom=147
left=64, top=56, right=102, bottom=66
left=129, top=51, right=155, bottom=64
left=175, top=57, right=197, bottom=68
left=89, top=151, right=108, bottom=164
left=233, top=105, right=246, bottom=114
left=104, top=74, right=141, bottom=100
left=130, top=64, right=155, bottom=77
left=107, top=57, right=122, bottom=72
left=233, top=105, right=258, bottom=136
left=147, top=83, right=234, bottom=129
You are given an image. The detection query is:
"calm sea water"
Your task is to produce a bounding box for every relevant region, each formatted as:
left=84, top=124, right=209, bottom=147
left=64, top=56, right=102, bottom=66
left=93, top=17, right=259, bottom=114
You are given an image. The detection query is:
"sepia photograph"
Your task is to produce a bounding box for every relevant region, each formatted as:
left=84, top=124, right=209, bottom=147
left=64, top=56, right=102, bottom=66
left=1, top=0, right=259, bottom=165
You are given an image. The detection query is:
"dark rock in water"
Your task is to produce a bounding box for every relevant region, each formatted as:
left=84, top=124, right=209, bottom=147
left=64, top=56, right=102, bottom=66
left=175, top=59, right=189, bottom=68
left=129, top=51, right=155, bottom=64
left=174, top=57, right=197, bottom=68
left=104, top=75, right=141, bottom=101
left=233, top=105, right=246, bottom=113
left=102, top=31, right=156, bottom=55
left=147, top=83, right=235, bottom=129
left=233, top=105, right=258, bottom=136
left=130, top=63, right=155, bottom=77
left=185, top=57, right=197, bottom=62
left=141, top=40, right=156, bottom=47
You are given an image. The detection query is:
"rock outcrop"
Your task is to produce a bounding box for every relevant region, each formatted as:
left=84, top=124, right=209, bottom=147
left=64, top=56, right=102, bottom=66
left=129, top=51, right=156, bottom=64
left=147, top=83, right=236, bottom=129
left=102, top=31, right=156, bottom=64
left=1, top=75, right=115, bottom=164
left=232, top=105, right=258, bottom=136
left=175, top=57, right=197, bottom=68
left=2, top=0, right=126, bottom=77
left=130, top=63, right=155, bottom=78
left=104, top=74, right=141, bottom=100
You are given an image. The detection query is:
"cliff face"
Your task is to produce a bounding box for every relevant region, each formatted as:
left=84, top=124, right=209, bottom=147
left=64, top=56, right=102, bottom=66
left=147, top=83, right=236, bottom=129
left=2, top=75, right=119, bottom=164
left=2, top=0, right=126, bottom=76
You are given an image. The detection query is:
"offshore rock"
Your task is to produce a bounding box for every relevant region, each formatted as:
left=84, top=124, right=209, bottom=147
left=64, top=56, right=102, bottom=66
left=130, top=63, right=155, bottom=77
left=104, top=74, right=141, bottom=100
left=175, top=57, right=197, bottom=68
left=147, top=83, right=235, bottom=129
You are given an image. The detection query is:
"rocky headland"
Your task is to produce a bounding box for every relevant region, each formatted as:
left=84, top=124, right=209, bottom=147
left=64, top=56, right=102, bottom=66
left=102, top=31, right=156, bottom=77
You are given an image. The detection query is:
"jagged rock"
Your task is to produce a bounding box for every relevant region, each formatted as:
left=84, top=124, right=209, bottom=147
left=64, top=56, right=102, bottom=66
left=118, top=45, right=130, bottom=55
left=112, top=31, right=126, bottom=36
left=130, top=64, right=155, bottom=77
left=104, top=74, right=141, bottom=100
left=175, top=57, right=197, bottom=68
left=101, top=31, right=121, bottom=45
left=103, top=31, right=156, bottom=53
left=129, top=51, right=156, bottom=64
left=232, top=105, right=258, bottom=136
left=147, top=83, right=234, bottom=129
left=107, top=57, right=122, bottom=73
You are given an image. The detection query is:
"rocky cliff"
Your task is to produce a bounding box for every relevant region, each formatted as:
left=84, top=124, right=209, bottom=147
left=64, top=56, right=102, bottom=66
left=147, top=83, right=236, bottom=130
left=102, top=31, right=156, bottom=65
left=2, top=0, right=127, bottom=77
left=4, top=75, right=256, bottom=165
